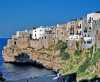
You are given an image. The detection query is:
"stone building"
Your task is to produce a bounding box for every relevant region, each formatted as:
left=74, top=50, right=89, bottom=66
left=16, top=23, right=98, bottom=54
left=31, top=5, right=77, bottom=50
left=66, top=19, right=84, bottom=51
left=55, top=24, right=68, bottom=42
left=94, top=19, right=100, bottom=48
left=29, top=29, right=56, bottom=50
left=82, top=12, right=100, bottom=53
left=67, top=19, right=78, bottom=36
left=4, top=26, right=57, bottom=51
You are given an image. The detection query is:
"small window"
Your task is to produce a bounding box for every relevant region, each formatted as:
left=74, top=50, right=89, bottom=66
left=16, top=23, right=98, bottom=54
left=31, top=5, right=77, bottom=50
left=70, top=32, right=74, bottom=35
left=85, top=34, right=86, bottom=37
left=79, top=32, right=81, bottom=35
left=76, top=31, right=78, bottom=35
left=88, top=35, right=90, bottom=37
left=87, top=41, right=92, bottom=44
left=89, top=27, right=91, bottom=30
left=45, top=36, right=46, bottom=39
left=84, top=41, right=86, bottom=44
left=80, top=24, right=81, bottom=28
left=84, top=28, right=87, bottom=33
left=30, top=34, right=32, bottom=39
left=14, top=41, right=16, bottom=45
left=92, top=18, right=93, bottom=20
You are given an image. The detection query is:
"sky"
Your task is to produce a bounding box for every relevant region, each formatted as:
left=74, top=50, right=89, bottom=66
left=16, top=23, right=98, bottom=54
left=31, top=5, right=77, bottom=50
left=0, top=0, right=100, bottom=37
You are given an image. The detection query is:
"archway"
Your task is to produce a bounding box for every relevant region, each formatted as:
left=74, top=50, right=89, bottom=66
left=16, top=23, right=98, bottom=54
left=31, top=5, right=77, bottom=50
left=14, top=52, right=44, bottom=68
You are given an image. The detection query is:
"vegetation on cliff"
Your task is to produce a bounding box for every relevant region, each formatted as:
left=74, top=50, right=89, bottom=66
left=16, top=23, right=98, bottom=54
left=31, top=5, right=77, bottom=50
left=38, top=40, right=100, bottom=79
left=55, top=40, right=70, bottom=60
left=56, top=41, right=100, bottom=80
left=3, top=37, right=100, bottom=80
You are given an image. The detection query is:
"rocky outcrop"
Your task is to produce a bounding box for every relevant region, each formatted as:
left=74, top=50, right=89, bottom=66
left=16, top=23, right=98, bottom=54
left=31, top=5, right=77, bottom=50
left=3, top=46, right=62, bottom=70
left=2, top=25, right=100, bottom=79
left=2, top=31, right=62, bottom=70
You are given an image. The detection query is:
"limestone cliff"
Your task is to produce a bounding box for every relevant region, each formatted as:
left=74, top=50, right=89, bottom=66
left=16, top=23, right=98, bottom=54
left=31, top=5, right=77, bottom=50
left=2, top=30, right=63, bottom=70
left=2, top=29, right=100, bottom=80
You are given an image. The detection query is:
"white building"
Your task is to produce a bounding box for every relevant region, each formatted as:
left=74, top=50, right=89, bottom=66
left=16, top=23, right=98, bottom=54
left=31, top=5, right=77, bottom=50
left=87, top=12, right=100, bottom=21
left=82, top=12, right=100, bottom=49
left=31, top=27, right=46, bottom=39
left=87, top=12, right=100, bottom=30
left=83, top=37, right=95, bottom=49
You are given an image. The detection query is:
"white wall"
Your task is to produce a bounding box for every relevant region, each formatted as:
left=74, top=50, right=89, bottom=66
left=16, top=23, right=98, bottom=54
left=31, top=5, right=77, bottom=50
left=87, top=13, right=100, bottom=21
left=83, top=37, right=95, bottom=48
left=32, top=28, right=46, bottom=39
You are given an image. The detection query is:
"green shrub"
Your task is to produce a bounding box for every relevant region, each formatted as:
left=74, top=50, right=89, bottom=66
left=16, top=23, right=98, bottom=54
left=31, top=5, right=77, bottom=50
left=90, top=46, right=93, bottom=55
left=78, top=57, right=91, bottom=73
left=76, top=41, right=79, bottom=49
left=56, top=40, right=69, bottom=60
left=74, top=49, right=81, bottom=56
left=56, top=40, right=67, bottom=50
left=92, top=48, right=100, bottom=65
left=60, top=51, right=70, bottom=60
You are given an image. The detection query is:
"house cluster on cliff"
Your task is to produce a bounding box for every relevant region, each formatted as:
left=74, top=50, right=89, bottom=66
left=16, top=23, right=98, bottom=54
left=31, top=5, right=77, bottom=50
left=55, top=12, right=100, bottom=54
left=3, top=12, right=100, bottom=63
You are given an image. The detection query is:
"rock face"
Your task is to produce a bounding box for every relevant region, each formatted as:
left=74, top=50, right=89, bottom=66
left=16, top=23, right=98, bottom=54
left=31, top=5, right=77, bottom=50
left=3, top=46, right=62, bottom=70
left=2, top=30, right=62, bottom=70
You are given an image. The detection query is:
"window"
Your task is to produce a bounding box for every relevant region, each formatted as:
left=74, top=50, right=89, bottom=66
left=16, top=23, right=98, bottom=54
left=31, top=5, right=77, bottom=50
left=87, top=40, right=92, bottom=44
left=35, top=34, right=36, bottom=37
left=45, top=36, right=46, bottom=39
left=88, top=35, right=90, bottom=37
left=79, top=32, right=81, bottom=35
left=84, top=34, right=86, bottom=37
left=80, top=24, right=81, bottom=28
left=92, top=18, right=93, bottom=21
left=84, top=41, right=86, bottom=44
left=76, top=31, right=78, bottom=35
left=96, top=30, right=98, bottom=34
left=84, top=28, right=87, bottom=33
left=89, top=27, right=91, bottom=30
left=30, top=34, right=32, bottom=39
left=70, top=27, right=74, bottom=35
left=70, top=32, right=74, bottom=35
left=14, top=41, right=16, bottom=45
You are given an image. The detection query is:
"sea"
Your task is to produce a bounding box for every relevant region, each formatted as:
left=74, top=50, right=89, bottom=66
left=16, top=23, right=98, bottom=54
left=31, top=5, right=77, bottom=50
left=0, top=38, right=57, bottom=82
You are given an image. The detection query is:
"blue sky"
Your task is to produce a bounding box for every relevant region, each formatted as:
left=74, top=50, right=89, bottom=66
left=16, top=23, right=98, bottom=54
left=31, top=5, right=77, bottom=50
left=0, top=0, right=100, bottom=37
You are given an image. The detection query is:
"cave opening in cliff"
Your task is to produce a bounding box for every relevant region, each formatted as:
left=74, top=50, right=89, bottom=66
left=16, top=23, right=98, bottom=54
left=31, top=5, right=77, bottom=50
left=15, top=52, right=30, bottom=63
left=14, top=52, right=44, bottom=68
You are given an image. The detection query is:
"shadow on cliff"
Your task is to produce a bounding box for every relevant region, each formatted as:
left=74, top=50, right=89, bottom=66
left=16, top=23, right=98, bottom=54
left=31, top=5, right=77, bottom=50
left=11, top=52, right=45, bottom=69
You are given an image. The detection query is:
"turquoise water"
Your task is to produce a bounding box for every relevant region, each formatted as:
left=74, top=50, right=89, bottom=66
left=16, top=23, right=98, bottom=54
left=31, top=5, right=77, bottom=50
left=0, top=38, right=56, bottom=82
